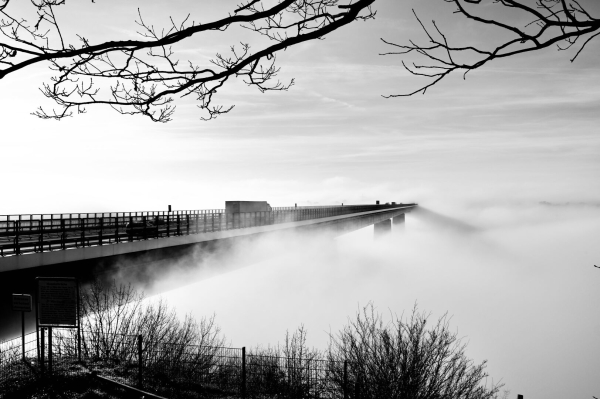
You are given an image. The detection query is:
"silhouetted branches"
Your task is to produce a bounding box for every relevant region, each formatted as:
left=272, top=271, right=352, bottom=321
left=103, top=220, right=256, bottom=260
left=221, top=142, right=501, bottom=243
left=247, top=326, right=326, bottom=397
left=382, top=0, right=600, bottom=96
left=328, top=303, right=506, bottom=399
left=0, top=0, right=375, bottom=121
left=79, top=279, right=225, bottom=361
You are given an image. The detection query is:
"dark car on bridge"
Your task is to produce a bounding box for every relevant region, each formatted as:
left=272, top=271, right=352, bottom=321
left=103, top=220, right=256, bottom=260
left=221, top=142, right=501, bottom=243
left=125, top=218, right=162, bottom=240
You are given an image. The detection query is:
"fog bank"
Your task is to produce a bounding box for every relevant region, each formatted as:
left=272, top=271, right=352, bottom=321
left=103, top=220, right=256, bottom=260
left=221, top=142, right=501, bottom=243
left=145, top=201, right=600, bottom=398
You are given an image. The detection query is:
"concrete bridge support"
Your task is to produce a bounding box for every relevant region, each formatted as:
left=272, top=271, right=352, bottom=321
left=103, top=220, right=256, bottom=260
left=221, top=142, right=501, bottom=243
left=393, top=214, right=405, bottom=232
left=374, top=219, right=391, bottom=237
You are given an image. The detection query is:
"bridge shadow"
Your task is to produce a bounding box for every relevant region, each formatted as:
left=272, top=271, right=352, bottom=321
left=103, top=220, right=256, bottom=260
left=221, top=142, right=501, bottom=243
left=0, top=228, right=333, bottom=340
left=411, top=207, right=480, bottom=234
left=110, top=229, right=314, bottom=297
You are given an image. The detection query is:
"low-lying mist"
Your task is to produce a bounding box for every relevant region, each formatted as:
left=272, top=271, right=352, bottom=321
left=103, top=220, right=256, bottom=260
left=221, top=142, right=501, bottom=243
left=118, top=202, right=599, bottom=398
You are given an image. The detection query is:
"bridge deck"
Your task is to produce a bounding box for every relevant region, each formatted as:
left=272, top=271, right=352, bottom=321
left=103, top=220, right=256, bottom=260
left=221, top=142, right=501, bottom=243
left=0, top=204, right=415, bottom=272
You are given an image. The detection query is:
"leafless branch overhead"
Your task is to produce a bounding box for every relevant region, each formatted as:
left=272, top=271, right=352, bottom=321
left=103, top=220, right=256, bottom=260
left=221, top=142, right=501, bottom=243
left=0, top=0, right=375, bottom=122
left=382, top=0, right=600, bottom=97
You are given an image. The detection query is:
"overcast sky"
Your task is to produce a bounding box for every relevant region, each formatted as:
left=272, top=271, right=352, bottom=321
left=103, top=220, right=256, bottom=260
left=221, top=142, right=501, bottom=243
left=1, top=0, right=599, bottom=214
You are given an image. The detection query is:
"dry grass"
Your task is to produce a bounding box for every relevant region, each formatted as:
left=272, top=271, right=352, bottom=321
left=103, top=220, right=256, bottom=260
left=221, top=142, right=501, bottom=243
left=0, top=360, right=126, bottom=399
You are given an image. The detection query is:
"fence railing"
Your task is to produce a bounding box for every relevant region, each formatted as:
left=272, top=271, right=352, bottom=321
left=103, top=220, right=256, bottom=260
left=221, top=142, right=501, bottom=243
left=0, top=203, right=413, bottom=257
left=0, top=330, right=361, bottom=398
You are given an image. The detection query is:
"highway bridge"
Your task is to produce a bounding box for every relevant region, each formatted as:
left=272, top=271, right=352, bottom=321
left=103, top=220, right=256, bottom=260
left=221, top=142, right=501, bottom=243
left=0, top=201, right=416, bottom=339
left=0, top=201, right=416, bottom=273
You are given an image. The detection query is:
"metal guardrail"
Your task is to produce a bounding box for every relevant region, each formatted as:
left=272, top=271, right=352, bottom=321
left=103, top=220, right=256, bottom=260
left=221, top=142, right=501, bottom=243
left=0, top=204, right=414, bottom=257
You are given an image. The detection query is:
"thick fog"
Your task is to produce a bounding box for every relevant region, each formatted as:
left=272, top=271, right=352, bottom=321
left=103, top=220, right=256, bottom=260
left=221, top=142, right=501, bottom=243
left=134, top=201, right=600, bottom=398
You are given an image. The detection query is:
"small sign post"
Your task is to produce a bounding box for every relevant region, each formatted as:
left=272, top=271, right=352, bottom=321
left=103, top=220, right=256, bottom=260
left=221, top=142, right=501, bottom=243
left=12, top=294, right=32, bottom=360
left=35, top=277, right=80, bottom=375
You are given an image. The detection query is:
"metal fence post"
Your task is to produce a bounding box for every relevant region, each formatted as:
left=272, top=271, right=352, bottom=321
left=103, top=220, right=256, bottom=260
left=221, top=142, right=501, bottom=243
left=77, top=285, right=82, bottom=362
left=36, top=327, right=40, bottom=366
left=138, top=335, right=143, bottom=388
left=242, top=346, right=246, bottom=398
left=80, top=218, right=85, bottom=247
left=48, top=327, right=53, bottom=376
left=60, top=218, right=66, bottom=249
left=40, top=328, right=45, bottom=375
left=143, top=216, right=147, bottom=240
left=21, top=311, right=25, bottom=361
left=98, top=217, right=103, bottom=246
left=14, top=221, right=20, bottom=255
left=39, top=218, right=44, bottom=253
left=127, top=216, right=133, bottom=241
left=343, top=360, right=348, bottom=399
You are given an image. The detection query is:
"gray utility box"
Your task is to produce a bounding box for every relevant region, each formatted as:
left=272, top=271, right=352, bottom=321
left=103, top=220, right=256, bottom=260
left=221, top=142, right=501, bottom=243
left=225, top=201, right=272, bottom=213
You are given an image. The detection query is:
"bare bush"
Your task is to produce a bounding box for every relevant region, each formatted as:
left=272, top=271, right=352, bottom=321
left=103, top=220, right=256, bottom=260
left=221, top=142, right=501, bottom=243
left=328, top=303, right=505, bottom=399
left=247, top=325, right=327, bottom=398
left=79, top=279, right=224, bottom=354
left=48, top=282, right=508, bottom=399
left=56, top=278, right=225, bottom=388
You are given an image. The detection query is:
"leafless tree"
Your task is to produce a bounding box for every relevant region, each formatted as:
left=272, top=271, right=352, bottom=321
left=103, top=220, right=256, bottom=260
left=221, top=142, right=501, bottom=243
left=328, top=303, right=506, bottom=399
left=382, top=0, right=600, bottom=96
left=0, top=0, right=375, bottom=121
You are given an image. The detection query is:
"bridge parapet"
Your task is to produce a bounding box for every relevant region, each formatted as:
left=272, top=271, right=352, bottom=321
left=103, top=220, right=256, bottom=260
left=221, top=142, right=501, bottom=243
left=0, top=203, right=416, bottom=258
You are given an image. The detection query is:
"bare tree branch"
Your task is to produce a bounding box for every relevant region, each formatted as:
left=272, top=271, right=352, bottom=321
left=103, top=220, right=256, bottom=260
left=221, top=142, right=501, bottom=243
left=0, top=0, right=375, bottom=122
left=382, top=0, right=600, bottom=97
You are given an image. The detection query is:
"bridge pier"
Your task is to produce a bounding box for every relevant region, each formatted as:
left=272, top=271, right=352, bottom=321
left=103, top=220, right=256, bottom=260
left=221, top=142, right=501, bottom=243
left=374, top=219, right=391, bottom=238
left=393, top=214, right=405, bottom=232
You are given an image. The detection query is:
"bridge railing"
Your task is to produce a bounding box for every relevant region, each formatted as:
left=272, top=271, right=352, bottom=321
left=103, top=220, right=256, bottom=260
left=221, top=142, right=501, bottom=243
left=0, top=204, right=413, bottom=257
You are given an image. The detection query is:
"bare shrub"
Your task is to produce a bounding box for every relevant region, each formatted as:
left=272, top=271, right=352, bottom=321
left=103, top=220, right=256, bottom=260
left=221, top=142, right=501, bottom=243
left=246, top=346, right=287, bottom=396
left=247, top=326, right=327, bottom=398
left=0, top=337, right=36, bottom=394
left=47, top=278, right=226, bottom=394
left=78, top=279, right=224, bottom=357
left=328, top=303, right=505, bottom=399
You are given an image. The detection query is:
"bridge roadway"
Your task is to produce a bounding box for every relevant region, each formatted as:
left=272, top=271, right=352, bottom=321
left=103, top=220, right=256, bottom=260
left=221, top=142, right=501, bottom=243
left=0, top=202, right=415, bottom=339
left=0, top=203, right=416, bottom=273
